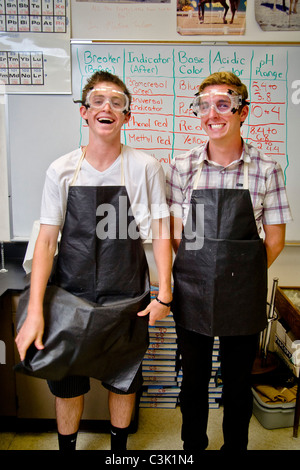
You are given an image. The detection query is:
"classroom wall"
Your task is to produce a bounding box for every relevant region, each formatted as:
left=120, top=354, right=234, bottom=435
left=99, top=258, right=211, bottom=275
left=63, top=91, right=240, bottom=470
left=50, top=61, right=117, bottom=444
left=4, top=42, right=300, bottom=242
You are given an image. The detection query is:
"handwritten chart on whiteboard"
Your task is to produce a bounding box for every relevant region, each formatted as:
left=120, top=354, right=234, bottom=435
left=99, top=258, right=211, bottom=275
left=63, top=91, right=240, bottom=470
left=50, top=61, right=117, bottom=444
left=72, top=43, right=300, bottom=241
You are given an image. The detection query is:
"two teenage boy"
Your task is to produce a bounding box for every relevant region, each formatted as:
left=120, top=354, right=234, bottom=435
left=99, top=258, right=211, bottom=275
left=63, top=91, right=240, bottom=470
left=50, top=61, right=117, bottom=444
left=16, top=70, right=292, bottom=451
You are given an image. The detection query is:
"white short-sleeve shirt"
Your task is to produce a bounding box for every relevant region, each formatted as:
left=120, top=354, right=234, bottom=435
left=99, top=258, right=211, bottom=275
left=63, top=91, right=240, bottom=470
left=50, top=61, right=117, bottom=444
left=40, top=145, right=169, bottom=240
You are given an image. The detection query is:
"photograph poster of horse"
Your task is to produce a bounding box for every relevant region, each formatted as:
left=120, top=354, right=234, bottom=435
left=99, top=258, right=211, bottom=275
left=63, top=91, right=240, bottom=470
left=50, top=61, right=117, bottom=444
left=255, top=1, right=300, bottom=30
left=177, top=0, right=299, bottom=35
left=177, top=0, right=247, bottom=35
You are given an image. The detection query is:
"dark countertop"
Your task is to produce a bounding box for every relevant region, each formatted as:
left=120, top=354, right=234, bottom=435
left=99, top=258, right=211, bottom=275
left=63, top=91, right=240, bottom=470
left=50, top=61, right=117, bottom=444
left=0, top=242, right=29, bottom=297
left=0, top=261, right=28, bottom=297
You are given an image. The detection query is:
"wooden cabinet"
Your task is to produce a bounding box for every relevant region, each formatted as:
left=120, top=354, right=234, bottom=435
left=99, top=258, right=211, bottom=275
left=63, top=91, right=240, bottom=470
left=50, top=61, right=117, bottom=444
left=275, top=287, right=300, bottom=338
left=274, top=286, right=300, bottom=437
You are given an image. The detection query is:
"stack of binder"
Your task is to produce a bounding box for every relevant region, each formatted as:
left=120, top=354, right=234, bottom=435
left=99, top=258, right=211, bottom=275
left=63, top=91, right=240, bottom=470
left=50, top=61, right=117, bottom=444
left=140, top=285, right=180, bottom=408
left=209, top=338, right=222, bottom=409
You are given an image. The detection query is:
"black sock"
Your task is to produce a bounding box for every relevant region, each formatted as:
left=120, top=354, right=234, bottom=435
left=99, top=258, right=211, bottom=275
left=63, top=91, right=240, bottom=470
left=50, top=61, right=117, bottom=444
left=58, top=431, right=78, bottom=451
left=110, top=424, right=129, bottom=451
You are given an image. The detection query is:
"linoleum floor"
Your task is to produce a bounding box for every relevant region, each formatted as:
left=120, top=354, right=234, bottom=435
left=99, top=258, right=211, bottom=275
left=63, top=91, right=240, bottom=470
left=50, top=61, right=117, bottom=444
left=0, top=407, right=299, bottom=451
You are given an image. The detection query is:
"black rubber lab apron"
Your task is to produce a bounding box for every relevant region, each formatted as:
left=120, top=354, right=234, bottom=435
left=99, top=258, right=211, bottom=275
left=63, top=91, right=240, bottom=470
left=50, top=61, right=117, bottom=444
left=16, top=148, right=150, bottom=392
left=172, top=160, right=267, bottom=337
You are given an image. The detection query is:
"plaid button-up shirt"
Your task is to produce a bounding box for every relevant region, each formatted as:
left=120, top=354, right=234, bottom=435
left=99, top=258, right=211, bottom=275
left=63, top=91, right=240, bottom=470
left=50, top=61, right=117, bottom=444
left=166, top=141, right=293, bottom=235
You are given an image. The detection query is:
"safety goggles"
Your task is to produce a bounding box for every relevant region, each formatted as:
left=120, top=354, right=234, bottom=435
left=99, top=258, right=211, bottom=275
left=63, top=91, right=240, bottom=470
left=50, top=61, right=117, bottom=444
left=85, top=87, right=130, bottom=113
left=190, top=90, right=243, bottom=117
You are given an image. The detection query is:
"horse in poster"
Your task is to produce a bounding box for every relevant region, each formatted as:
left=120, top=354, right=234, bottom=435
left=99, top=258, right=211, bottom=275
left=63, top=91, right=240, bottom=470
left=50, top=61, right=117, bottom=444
left=198, top=0, right=240, bottom=24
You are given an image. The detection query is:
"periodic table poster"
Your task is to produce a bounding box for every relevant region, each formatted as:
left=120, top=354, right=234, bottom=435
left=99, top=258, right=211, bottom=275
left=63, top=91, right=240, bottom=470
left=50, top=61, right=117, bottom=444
left=0, top=0, right=71, bottom=93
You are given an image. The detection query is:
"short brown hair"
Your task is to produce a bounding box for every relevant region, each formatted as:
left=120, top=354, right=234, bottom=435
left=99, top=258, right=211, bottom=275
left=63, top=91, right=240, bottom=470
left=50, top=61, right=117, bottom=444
left=81, top=71, right=132, bottom=112
left=199, top=71, right=248, bottom=102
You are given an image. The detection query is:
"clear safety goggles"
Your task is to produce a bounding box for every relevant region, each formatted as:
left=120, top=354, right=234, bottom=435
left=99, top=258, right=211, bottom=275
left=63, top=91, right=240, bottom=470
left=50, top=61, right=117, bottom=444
left=190, top=91, right=243, bottom=117
left=85, top=87, right=130, bottom=113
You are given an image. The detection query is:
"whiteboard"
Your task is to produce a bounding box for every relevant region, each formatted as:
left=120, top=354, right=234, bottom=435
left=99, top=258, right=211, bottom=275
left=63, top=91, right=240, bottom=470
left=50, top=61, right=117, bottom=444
left=7, top=42, right=300, bottom=242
